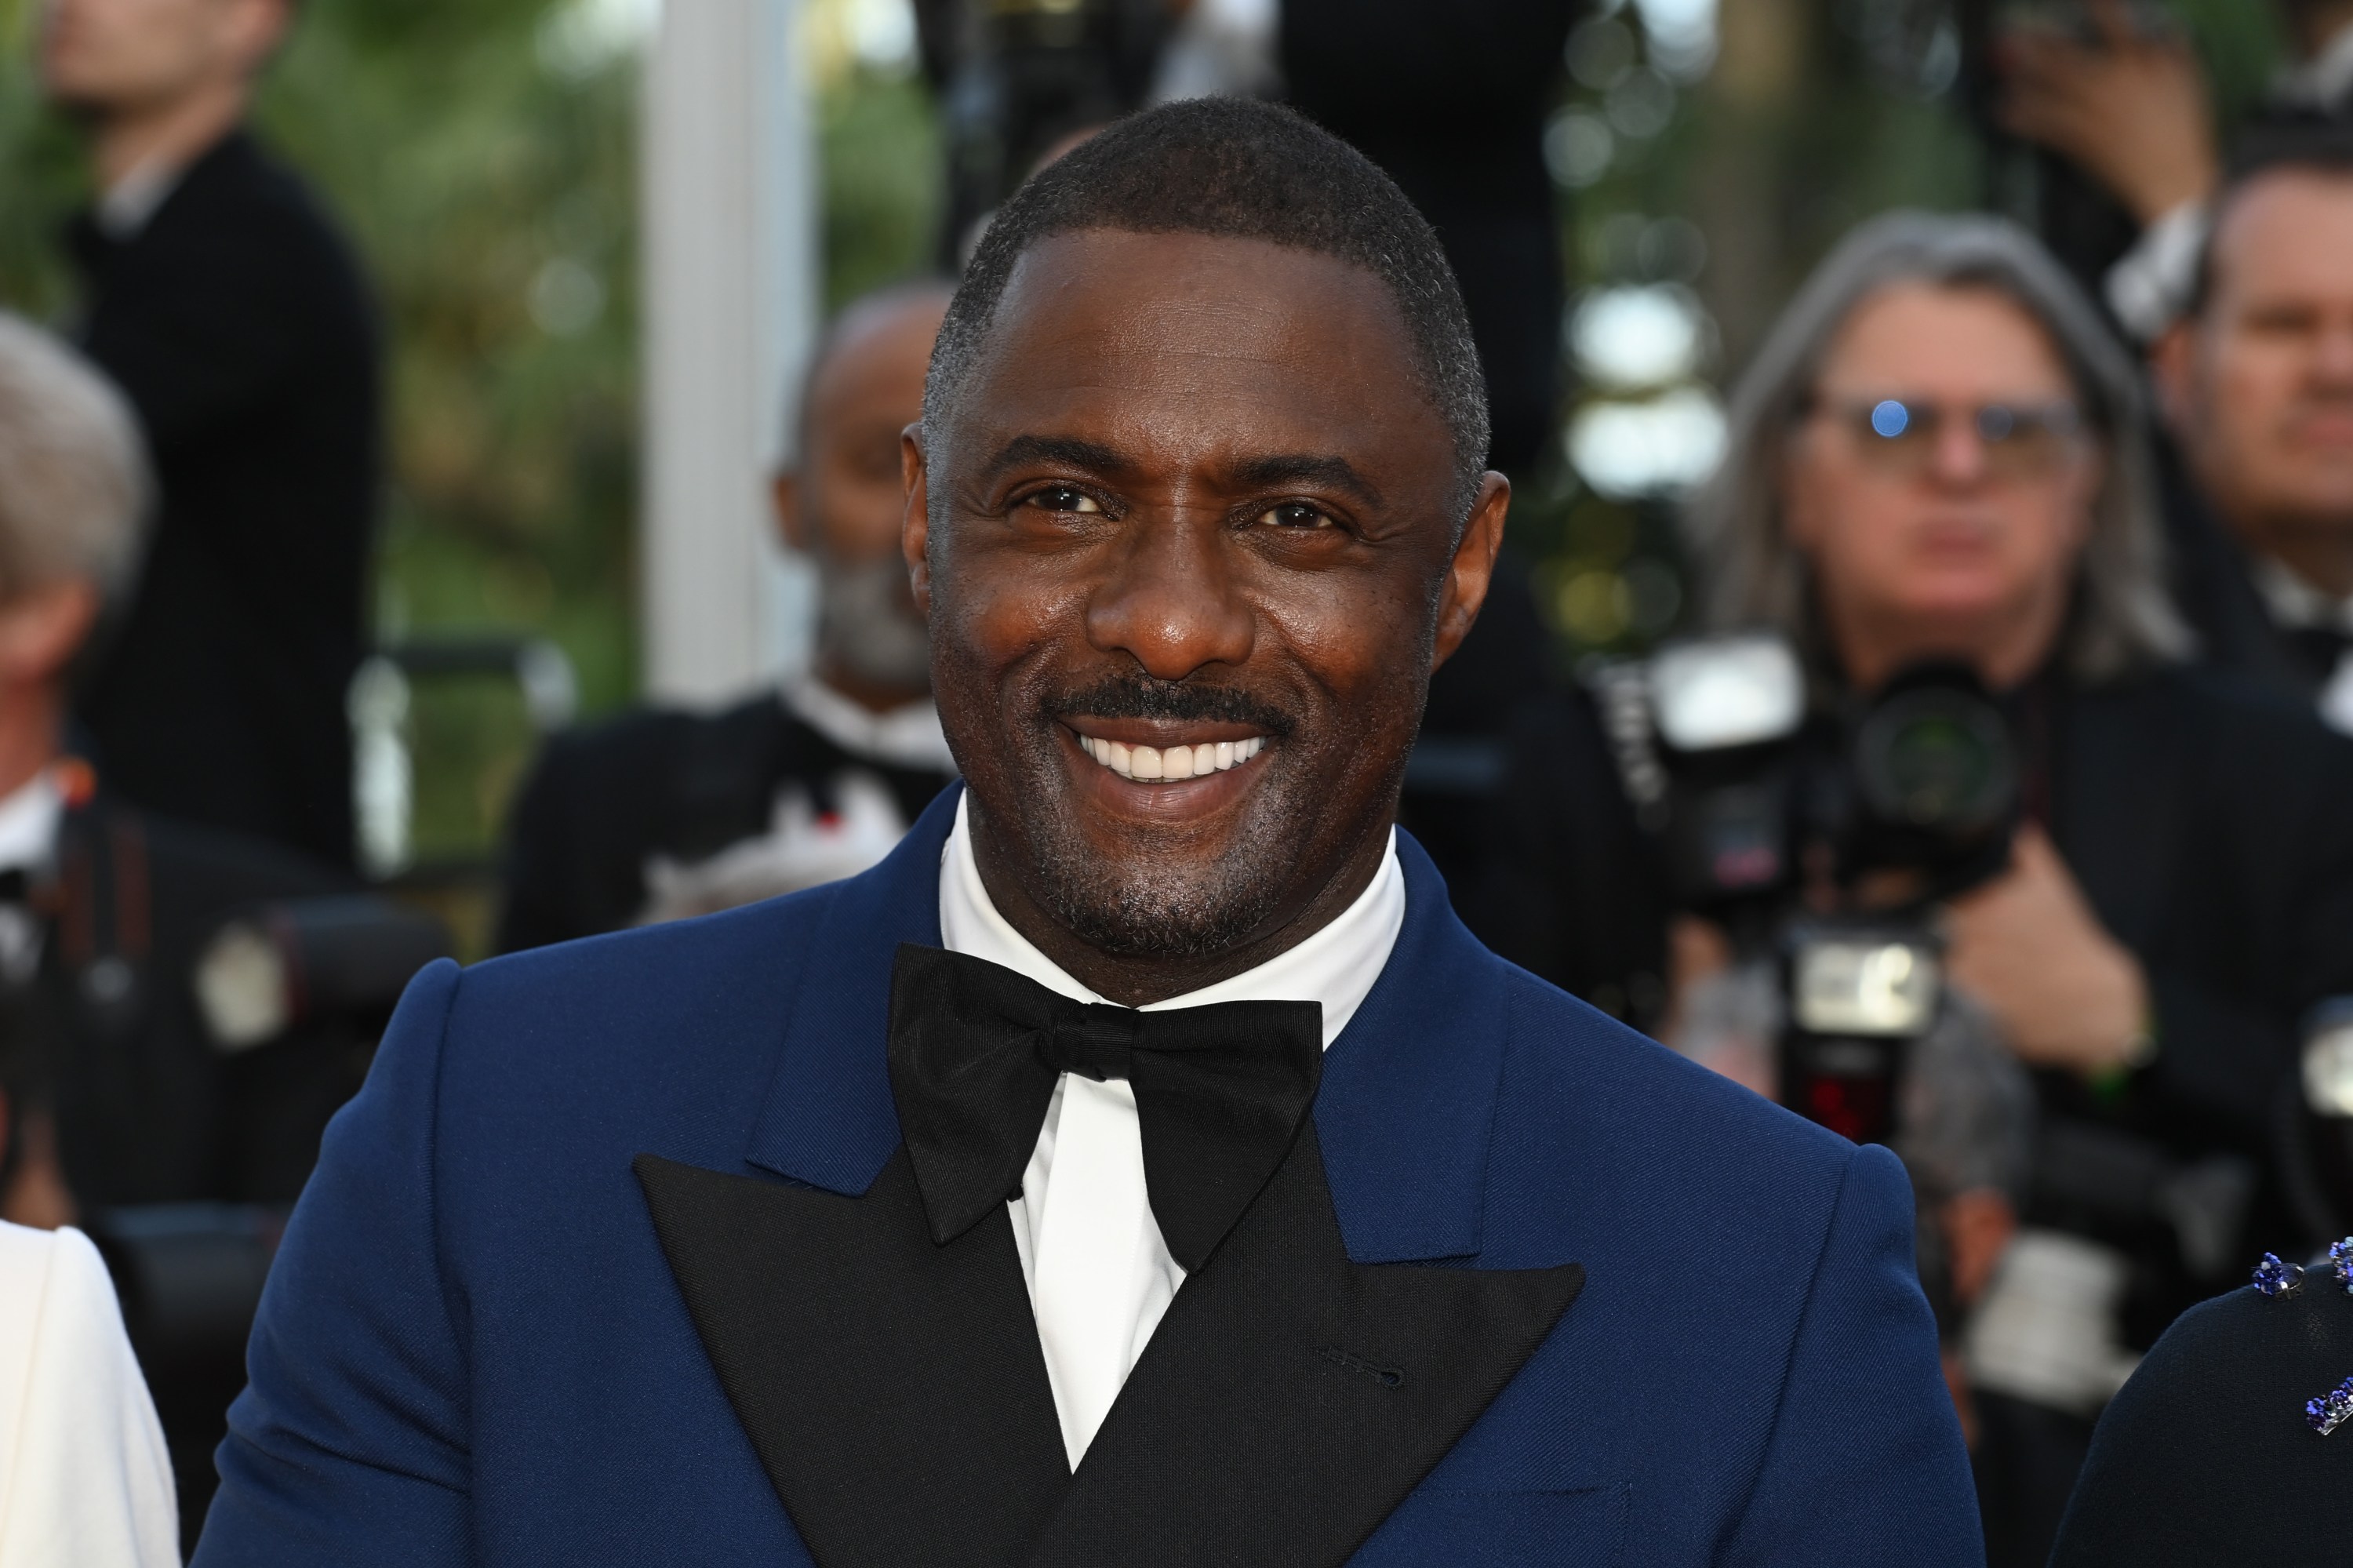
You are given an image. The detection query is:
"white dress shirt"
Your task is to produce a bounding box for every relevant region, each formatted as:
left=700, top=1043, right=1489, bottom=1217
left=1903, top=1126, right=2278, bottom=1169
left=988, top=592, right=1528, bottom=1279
left=637, top=685, right=955, bottom=924
left=0, top=1223, right=178, bottom=1567
left=936, top=793, right=1405, bottom=1467
left=2251, top=555, right=2353, bottom=737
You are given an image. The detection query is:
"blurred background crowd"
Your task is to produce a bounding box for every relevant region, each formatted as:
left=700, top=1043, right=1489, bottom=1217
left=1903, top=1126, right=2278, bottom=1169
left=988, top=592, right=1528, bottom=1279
left=2, top=0, right=2351, bottom=1561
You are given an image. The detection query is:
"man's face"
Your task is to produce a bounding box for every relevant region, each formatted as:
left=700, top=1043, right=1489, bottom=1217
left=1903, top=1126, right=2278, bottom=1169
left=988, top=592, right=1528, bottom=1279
left=2158, top=171, right=2353, bottom=546
left=906, top=230, right=1502, bottom=963
left=1784, top=282, right=2100, bottom=683
left=39, top=0, right=278, bottom=116
left=779, top=291, right=947, bottom=697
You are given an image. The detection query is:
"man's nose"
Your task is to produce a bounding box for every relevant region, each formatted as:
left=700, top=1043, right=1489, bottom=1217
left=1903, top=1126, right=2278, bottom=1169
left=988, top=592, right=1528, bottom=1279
left=2309, top=322, right=2353, bottom=387
left=1926, top=414, right=1991, bottom=486
left=1083, top=511, right=1256, bottom=680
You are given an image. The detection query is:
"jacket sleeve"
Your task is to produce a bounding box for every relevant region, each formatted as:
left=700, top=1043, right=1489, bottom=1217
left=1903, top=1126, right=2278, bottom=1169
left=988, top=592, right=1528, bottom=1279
left=193, top=960, right=471, bottom=1566
left=1721, top=1142, right=1985, bottom=1567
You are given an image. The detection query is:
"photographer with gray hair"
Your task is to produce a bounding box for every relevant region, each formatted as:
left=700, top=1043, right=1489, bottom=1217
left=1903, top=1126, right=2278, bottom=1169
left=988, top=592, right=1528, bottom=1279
left=0, top=311, right=369, bottom=1548
left=1483, top=213, right=2353, bottom=1566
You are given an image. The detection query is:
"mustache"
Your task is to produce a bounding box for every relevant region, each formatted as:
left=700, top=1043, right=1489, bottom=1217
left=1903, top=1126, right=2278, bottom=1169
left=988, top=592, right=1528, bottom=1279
left=1044, top=673, right=1297, bottom=737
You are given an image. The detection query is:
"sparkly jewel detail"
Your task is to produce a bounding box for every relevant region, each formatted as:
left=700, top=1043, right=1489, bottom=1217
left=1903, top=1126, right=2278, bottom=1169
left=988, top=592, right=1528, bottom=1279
left=2254, top=1253, right=2306, bottom=1297
left=2331, top=1239, right=2353, bottom=1293
left=2306, top=1377, right=2353, bottom=1436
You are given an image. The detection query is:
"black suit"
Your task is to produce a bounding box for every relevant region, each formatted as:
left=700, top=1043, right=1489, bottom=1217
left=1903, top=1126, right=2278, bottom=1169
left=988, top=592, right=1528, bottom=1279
left=1282, top=0, right=1579, bottom=476
left=42, top=797, right=362, bottom=1210
left=2159, top=442, right=2344, bottom=705
left=1462, top=680, right=1670, bottom=1030
left=496, top=693, right=958, bottom=953
left=2049, top=1270, right=2353, bottom=1566
left=67, top=129, right=380, bottom=870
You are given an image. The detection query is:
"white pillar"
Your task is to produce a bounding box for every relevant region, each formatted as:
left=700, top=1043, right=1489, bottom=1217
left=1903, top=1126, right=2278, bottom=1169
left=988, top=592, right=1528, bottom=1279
left=640, top=0, right=819, bottom=704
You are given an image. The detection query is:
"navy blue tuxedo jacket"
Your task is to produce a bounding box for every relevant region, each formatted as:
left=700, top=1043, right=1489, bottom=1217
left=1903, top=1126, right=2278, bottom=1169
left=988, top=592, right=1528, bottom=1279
left=196, top=788, right=1979, bottom=1566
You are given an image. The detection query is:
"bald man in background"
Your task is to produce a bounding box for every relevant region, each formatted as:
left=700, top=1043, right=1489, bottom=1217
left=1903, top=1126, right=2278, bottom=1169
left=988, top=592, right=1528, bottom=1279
left=497, top=283, right=960, bottom=952
left=2155, top=118, right=2353, bottom=733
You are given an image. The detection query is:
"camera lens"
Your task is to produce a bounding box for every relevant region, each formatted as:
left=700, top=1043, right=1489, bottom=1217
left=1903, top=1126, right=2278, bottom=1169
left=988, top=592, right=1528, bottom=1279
left=1853, top=686, right=2017, bottom=835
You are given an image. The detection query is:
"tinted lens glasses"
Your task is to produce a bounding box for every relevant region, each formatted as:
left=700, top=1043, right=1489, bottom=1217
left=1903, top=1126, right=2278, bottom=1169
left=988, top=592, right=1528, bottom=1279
left=1828, top=398, right=2086, bottom=478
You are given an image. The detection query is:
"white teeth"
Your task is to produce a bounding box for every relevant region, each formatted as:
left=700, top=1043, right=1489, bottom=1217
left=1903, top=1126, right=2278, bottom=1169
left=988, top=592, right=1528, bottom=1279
left=1078, top=732, right=1268, bottom=781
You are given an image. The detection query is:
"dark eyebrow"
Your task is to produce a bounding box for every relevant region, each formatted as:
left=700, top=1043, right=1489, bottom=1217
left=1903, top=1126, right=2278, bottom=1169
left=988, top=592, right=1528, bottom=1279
left=980, top=435, right=1133, bottom=481
left=1229, top=453, right=1384, bottom=508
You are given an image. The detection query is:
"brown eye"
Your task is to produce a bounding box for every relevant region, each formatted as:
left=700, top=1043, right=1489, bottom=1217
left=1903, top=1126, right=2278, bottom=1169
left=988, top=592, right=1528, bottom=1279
left=1027, top=486, right=1102, bottom=515
left=1258, top=502, right=1333, bottom=530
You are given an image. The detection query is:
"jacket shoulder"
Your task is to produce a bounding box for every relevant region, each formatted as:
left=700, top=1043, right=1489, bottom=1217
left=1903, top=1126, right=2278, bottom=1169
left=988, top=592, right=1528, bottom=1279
left=1480, top=957, right=1869, bottom=1270
left=469, top=876, right=837, bottom=1018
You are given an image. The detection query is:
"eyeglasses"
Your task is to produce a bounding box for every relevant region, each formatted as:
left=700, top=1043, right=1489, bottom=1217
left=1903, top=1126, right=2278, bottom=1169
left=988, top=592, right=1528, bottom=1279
left=1809, top=396, right=2089, bottom=478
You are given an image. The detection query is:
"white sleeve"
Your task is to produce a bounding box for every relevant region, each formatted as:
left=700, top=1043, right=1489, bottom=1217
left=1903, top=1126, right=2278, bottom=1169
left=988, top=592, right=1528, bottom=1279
left=2104, top=200, right=2210, bottom=344
left=0, top=1224, right=180, bottom=1568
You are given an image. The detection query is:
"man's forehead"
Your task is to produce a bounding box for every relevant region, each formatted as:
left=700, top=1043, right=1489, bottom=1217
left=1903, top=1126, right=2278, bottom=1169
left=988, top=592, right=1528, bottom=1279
left=2214, top=170, right=2353, bottom=302
left=950, top=229, right=1449, bottom=476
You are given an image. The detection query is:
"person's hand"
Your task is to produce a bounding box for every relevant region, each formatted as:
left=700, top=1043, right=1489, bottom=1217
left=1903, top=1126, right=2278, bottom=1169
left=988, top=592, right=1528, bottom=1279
left=1943, top=824, right=2151, bottom=1075
left=1995, top=0, right=2219, bottom=225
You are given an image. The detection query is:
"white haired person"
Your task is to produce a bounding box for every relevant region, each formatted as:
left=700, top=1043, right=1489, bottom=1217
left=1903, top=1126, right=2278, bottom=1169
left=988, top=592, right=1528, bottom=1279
left=1482, top=212, right=2353, bottom=1568
left=1682, top=215, right=2353, bottom=1566
left=0, top=312, right=176, bottom=1566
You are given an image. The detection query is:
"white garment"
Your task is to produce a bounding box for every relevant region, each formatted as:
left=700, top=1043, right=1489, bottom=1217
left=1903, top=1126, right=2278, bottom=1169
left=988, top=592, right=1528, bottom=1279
left=0, top=773, right=62, bottom=986
left=2249, top=555, right=2353, bottom=737
left=633, top=684, right=954, bottom=923
left=96, top=158, right=187, bottom=241
left=0, top=1223, right=177, bottom=1567
left=2103, top=199, right=2209, bottom=344
left=2101, top=19, right=2353, bottom=345
left=2282, top=21, right=2353, bottom=111
left=0, top=772, right=63, bottom=877
left=936, top=793, right=1404, bottom=1468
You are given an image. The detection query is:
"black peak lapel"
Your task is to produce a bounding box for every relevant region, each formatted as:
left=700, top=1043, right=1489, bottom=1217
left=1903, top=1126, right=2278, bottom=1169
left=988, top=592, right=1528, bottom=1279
left=1027, top=1123, right=1585, bottom=1568
left=635, top=1151, right=1069, bottom=1568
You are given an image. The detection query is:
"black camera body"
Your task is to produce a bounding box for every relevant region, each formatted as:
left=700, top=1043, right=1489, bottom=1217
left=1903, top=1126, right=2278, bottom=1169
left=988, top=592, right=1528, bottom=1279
left=1630, top=634, right=2024, bottom=1144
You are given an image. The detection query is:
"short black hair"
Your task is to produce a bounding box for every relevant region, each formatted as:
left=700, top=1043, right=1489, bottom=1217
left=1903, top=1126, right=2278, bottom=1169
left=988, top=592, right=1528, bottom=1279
left=2188, top=108, right=2353, bottom=315
left=922, top=96, right=1489, bottom=519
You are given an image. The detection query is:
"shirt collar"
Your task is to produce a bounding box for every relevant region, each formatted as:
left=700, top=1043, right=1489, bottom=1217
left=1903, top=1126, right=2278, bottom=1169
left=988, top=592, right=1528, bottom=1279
left=96, top=155, right=189, bottom=241
left=780, top=677, right=958, bottom=773
left=936, top=791, right=1406, bottom=1050
left=0, top=770, right=66, bottom=875
left=2250, top=553, right=2353, bottom=636
left=2287, top=22, right=2353, bottom=108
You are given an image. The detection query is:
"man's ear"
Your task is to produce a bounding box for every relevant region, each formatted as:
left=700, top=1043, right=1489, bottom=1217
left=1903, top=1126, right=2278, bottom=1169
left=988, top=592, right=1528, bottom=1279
left=1431, top=471, right=1510, bottom=671
left=2148, top=318, right=2198, bottom=434
left=900, top=423, right=933, bottom=618
left=771, top=471, right=807, bottom=553
left=0, top=580, right=98, bottom=689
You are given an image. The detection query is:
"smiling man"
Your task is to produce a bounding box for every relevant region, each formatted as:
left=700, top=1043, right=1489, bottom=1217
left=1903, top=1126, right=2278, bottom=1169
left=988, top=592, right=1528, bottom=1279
left=194, top=100, right=1979, bottom=1567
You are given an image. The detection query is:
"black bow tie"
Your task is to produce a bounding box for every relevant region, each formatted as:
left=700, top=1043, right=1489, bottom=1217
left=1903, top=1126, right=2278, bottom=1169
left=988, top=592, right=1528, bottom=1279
left=885, top=943, right=1323, bottom=1272
left=2285, top=624, right=2353, bottom=686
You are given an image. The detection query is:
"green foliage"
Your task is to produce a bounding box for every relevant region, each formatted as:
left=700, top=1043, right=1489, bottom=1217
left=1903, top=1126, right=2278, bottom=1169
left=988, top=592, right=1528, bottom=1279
left=821, top=66, right=944, bottom=309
